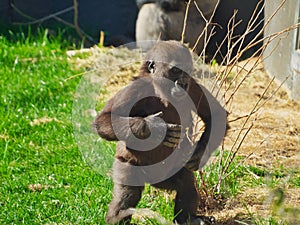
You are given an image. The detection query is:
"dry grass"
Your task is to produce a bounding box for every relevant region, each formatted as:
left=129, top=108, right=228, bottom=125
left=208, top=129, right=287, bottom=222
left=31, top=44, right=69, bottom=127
left=68, top=44, right=300, bottom=222
left=223, top=59, right=300, bottom=170
left=66, top=1, right=300, bottom=223
left=209, top=59, right=300, bottom=224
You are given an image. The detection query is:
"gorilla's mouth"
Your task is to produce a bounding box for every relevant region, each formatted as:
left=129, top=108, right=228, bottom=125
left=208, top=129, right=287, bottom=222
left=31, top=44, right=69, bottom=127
left=171, top=80, right=188, bottom=98
left=176, top=79, right=188, bottom=90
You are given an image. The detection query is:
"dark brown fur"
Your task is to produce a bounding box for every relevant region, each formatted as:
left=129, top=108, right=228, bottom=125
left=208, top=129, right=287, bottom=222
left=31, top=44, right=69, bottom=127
left=94, top=41, right=228, bottom=224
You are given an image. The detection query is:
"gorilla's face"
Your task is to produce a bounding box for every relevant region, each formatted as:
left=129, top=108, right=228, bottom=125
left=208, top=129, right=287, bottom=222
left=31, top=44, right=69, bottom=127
left=146, top=61, right=191, bottom=99
left=143, top=41, right=193, bottom=101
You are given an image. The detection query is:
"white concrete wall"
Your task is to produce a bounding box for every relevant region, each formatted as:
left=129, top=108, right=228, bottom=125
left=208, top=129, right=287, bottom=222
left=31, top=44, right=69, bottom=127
left=264, top=0, right=300, bottom=100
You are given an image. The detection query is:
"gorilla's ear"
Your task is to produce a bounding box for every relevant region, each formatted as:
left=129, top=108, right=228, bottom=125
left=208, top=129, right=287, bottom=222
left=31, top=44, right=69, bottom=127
left=146, top=60, right=156, bottom=73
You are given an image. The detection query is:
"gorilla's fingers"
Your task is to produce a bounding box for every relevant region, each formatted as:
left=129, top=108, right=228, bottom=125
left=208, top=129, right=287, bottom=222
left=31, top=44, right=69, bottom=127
left=163, top=135, right=181, bottom=148
left=166, top=123, right=182, bottom=131
left=165, top=137, right=180, bottom=144
left=167, top=131, right=181, bottom=138
left=162, top=141, right=177, bottom=148
left=162, top=123, right=182, bottom=148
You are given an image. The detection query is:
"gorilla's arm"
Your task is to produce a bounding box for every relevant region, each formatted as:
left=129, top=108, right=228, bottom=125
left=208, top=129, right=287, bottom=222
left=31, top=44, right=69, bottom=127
left=186, top=79, right=228, bottom=170
left=94, top=81, right=153, bottom=141
left=93, top=80, right=181, bottom=147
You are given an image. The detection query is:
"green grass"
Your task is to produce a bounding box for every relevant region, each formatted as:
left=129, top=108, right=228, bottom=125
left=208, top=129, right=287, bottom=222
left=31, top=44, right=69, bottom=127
left=0, top=29, right=175, bottom=225
left=0, top=29, right=298, bottom=225
left=0, top=30, right=113, bottom=224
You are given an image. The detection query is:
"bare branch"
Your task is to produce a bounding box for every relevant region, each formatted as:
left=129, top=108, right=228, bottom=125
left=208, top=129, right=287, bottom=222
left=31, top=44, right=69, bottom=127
left=12, top=6, right=74, bottom=25
left=181, top=0, right=192, bottom=44
left=73, top=0, right=84, bottom=40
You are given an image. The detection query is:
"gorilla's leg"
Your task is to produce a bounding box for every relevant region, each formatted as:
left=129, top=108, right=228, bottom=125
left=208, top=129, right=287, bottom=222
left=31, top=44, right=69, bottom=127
left=173, top=169, right=199, bottom=223
left=106, top=183, right=144, bottom=224
left=153, top=168, right=199, bottom=224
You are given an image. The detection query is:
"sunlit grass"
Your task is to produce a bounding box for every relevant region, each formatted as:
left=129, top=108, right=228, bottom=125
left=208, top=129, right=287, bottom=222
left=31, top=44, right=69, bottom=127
left=0, top=29, right=298, bottom=224
left=0, top=29, right=112, bottom=224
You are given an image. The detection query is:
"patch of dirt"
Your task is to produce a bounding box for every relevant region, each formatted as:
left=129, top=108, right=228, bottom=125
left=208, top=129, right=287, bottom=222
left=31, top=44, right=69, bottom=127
left=69, top=46, right=300, bottom=223
left=224, top=59, right=300, bottom=171
left=213, top=59, right=300, bottom=224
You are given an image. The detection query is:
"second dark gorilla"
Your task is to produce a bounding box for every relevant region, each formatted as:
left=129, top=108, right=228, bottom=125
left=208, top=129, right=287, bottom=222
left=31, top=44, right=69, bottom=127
left=135, top=0, right=218, bottom=54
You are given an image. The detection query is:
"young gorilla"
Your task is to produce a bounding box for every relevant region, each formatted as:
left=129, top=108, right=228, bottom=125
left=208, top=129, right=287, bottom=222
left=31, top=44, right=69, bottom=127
left=135, top=0, right=218, bottom=54
left=94, top=41, right=228, bottom=224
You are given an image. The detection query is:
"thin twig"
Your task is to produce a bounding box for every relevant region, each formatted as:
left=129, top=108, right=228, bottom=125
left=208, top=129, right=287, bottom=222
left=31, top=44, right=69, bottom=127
left=196, top=0, right=297, bottom=200
left=64, top=69, right=97, bottom=81
left=10, top=3, right=36, bottom=21
left=222, top=121, right=255, bottom=176
left=13, top=6, right=74, bottom=25
left=193, top=0, right=220, bottom=62
left=73, top=0, right=84, bottom=40
left=181, top=0, right=192, bottom=44
left=11, top=1, right=96, bottom=43
left=222, top=152, right=253, bottom=180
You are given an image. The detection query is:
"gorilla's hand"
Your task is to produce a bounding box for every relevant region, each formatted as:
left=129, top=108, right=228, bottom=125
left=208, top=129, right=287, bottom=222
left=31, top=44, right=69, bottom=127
left=163, top=123, right=182, bottom=148
left=130, top=112, right=182, bottom=148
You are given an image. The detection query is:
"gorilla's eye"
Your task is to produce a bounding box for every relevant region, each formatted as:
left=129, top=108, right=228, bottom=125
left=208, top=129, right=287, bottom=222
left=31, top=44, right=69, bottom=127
left=146, top=60, right=156, bottom=73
